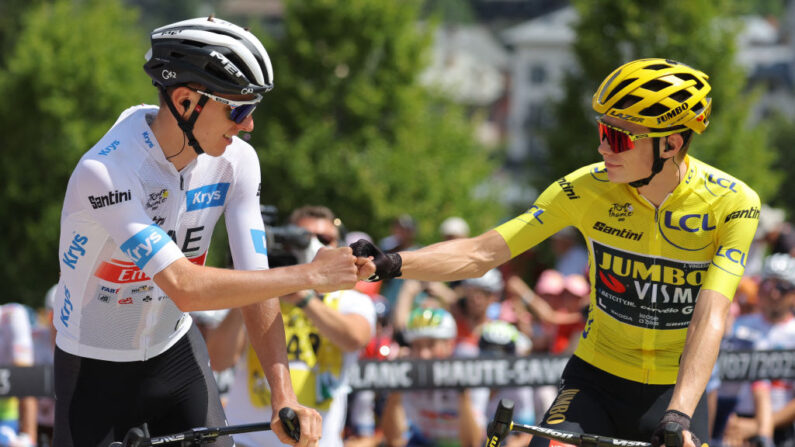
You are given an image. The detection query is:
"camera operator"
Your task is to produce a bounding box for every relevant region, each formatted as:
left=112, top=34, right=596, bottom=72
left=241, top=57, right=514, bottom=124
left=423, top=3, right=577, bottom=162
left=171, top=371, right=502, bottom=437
left=214, top=206, right=376, bottom=447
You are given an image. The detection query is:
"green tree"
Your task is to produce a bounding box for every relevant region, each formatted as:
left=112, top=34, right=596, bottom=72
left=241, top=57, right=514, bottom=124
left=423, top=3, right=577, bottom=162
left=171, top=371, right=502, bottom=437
left=539, top=0, right=780, bottom=201
left=0, top=0, right=152, bottom=306
left=247, top=0, right=503, bottom=243
left=766, top=112, right=795, bottom=217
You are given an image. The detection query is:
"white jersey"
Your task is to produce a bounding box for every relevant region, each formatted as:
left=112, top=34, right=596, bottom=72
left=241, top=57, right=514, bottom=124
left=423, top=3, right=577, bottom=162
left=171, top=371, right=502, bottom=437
left=54, top=105, right=269, bottom=362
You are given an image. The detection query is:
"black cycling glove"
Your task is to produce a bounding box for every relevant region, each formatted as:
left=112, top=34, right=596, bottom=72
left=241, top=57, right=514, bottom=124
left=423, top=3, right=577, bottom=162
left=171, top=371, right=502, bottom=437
left=349, top=239, right=402, bottom=281
left=651, top=410, right=701, bottom=447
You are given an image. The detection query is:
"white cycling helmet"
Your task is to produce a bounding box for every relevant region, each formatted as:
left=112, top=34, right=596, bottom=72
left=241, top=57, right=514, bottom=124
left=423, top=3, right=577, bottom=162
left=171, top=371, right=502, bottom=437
left=404, top=308, right=457, bottom=342
left=762, top=253, right=795, bottom=286
left=461, top=268, right=504, bottom=294
left=144, top=16, right=274, bottom=95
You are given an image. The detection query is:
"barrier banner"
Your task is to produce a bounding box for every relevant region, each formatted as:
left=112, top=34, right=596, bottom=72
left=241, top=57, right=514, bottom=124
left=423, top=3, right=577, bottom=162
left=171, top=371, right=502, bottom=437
left=0, top=365, right=54, bottom=397
left=3, top=349, right=795, bottom=396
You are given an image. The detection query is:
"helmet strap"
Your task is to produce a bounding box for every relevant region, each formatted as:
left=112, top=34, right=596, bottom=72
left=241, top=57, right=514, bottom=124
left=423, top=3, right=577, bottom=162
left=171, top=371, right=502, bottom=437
left=158, top=85, right=209, bottom=155
left=629, top=137, right=667, bottom=188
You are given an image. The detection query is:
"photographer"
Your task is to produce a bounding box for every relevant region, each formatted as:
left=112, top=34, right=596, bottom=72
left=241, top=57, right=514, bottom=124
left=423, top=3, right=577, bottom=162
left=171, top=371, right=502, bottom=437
left=216, top=206, right=376, bottom=447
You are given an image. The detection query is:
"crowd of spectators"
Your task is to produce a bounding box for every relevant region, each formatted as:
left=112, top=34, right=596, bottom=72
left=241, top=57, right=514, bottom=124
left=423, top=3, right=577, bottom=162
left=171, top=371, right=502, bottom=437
left=3, top=203, right=795, bottom=446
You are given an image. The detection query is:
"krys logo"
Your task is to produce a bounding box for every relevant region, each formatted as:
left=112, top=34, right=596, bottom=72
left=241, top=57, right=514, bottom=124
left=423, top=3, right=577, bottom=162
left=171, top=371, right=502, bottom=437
left=659, top=211, right=716, bottom=252
left=120, top=225, right=170, bottom=269
left=593, top=241, right=710, bottom=330
left=98, top=140, right=121, bottom=156
left=62, top=233, right=88, bottom=270
left=186, top=183, right=230, bottom=211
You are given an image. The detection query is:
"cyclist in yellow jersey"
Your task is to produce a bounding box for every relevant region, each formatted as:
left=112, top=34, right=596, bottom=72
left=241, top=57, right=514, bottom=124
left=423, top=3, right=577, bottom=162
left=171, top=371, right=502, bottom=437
left=351, top=58, right=761, bottom=447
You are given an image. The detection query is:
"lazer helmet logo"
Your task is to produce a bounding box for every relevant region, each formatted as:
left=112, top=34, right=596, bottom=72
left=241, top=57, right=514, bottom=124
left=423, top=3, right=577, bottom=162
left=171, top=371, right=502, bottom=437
left=161, top=70, right=177, bottom=80
left=241, top=87, right=254, bottom=95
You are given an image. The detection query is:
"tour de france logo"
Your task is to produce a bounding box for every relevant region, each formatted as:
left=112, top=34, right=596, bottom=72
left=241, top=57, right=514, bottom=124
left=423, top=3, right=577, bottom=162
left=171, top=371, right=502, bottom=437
left=608, top=203, right=633, bottom=221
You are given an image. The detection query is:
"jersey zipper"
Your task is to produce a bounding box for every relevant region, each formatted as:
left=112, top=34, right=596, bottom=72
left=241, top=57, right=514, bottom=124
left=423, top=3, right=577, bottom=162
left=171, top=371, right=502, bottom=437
left=639, top=193, right=672, bottom=383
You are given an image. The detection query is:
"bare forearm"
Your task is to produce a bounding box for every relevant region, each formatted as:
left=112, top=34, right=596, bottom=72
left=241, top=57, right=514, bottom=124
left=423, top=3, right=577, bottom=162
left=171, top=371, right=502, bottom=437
left=668, top=290, right=729, bottom=415
left=382, top=393, right=407, bottom=447
left=302, top=297, right=371, bottom=351
left=399, top=230, right=511, bottom=281
left=754, top=386, right=774, bottom=437
left=242, top=302, right=294, bottom=406
left=19, top=396, right=37, bottom=443
left=458, top=391, right=482, bottom=447
left=156, top=258, right=346, bottom=311
left=774, top=399, right=795, bottom=427
left=205, top=308, right=247, bottom=371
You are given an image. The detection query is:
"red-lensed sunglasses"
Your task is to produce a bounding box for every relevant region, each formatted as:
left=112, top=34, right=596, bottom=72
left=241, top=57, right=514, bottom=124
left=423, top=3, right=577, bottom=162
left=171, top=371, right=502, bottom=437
left=596, top=118, right=680, bottom=153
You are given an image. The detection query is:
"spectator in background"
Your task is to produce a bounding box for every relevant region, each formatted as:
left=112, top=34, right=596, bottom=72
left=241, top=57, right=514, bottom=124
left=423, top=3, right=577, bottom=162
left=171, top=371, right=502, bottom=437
left=31, top=286, right=58, bottom=446
left=345, top=295, right=398, bottom=446
left=719, top=254, right=795, bottom=447
left=440, top=217, right=470, bottom=241
left=220, top=206, right=376, bottom=447
left=470, top=320, right=535, bottom=447
left=190, top=309, right=236, bottom=408
left=745, top=205, right=789, bottom=278
left=0, top=303, right=36, bottom=447
left=382, top=308, right=482, bottom=447
left=452, top=269, right=505, bottom=350
left=531, top=269, right=589, bottom=355
left=379, top=215, right=420, bottom=254
left=550, top=226, right=589, bottom=276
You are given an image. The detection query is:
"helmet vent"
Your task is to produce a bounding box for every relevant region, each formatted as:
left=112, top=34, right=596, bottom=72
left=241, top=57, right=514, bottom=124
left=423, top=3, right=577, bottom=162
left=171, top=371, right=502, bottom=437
left=644, top=63, right=671, bottom=70
left=640, top=79, right=672, bottom=92
left=670, top=90, right=692, bottom=102
left=617, top=94, right=642, bottom=109
left=639, top=103, right=669, bottom=117
left=605, top=78, right=637, bottom=102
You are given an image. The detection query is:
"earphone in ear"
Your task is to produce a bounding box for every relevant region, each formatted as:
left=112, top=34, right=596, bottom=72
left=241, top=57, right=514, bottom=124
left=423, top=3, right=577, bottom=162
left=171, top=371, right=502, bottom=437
left=665, top=142, right=674, bottom=152
left=182, top=100, right=191, bottom=110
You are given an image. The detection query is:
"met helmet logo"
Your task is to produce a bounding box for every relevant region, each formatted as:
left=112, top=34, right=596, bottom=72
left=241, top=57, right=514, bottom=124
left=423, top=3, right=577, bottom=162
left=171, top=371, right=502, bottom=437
left=209, top=50, right=245, bottom=78
left=186, top=183, right=230, bottom=211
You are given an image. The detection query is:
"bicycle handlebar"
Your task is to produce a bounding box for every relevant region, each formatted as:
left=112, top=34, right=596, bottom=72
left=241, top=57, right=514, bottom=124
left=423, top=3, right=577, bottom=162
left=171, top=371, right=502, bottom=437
left=485, top=399, right=652, bottom=447
left=110, top=407, right=301, bottom=446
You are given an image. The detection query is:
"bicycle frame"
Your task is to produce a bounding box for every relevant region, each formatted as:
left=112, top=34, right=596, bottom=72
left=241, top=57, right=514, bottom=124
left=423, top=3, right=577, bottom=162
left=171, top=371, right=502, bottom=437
left=485, top=399, right=651, bottom=447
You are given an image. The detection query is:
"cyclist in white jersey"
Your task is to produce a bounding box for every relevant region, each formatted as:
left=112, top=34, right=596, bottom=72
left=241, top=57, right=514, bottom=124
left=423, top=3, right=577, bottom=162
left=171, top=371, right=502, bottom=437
left=52, top=17, right=373, bottom=447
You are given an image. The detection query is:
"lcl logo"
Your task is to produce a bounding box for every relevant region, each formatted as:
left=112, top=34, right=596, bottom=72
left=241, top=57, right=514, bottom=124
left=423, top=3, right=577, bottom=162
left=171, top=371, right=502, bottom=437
left=162, top=70, right=177, bottom=80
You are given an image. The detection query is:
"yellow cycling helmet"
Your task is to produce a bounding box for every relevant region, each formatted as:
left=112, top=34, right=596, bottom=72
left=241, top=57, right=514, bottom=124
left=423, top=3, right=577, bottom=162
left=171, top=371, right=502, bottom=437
left=593, top=58, right=712, bottom=134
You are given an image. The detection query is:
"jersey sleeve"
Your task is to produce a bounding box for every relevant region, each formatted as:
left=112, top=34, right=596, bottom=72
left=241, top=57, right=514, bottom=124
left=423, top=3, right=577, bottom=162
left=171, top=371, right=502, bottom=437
left=495, top=177, right=578, bottom=258
left=337, top=290, right=377, bottom=337
left=701, top=187, right=761, bottom=298
left=75, top=158, right=184, bottom=277
left=225, top=145, right=269, bottom=271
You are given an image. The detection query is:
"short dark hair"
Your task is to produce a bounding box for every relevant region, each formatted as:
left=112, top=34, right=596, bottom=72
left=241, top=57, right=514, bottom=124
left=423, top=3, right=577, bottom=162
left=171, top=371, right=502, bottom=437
left=289, top=205, right=336, bottom=225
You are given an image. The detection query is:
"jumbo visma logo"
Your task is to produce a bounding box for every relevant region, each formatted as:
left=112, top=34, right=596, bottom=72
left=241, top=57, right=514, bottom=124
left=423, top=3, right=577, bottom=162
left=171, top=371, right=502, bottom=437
left=658, top=211, right=716, bottom=251
left=186, top=183, right=230, bottom=211
left=593, top=241, right=710, bottom=330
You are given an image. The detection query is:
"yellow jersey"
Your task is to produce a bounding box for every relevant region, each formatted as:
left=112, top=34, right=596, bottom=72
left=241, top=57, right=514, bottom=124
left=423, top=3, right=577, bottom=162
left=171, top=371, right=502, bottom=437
left=496, top=156, right=760, bottom=384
